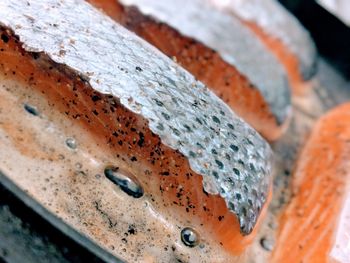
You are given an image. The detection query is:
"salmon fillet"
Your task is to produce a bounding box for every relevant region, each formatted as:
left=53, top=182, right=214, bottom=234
left=86, top=0, right=291, bottom=141
left=0, top=0, right=273, bottom=261
left=211, top=0, right=317, bottom=94
left=272, top=103, right=350, bottom=262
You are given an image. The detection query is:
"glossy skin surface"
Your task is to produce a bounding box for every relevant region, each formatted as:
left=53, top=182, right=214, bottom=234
left=0, top=0, right=273, bottom=260
left=243, top=21, right=312, bottom=94
left=0, top=0, right=274, bottom=233
left=0, top=28, right=257, bottom=262
left=87, top=0, right=291, bottom=141
left=212, top=0, right=317, bottom=83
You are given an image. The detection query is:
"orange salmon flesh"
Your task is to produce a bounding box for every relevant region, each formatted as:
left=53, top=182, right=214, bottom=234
left=243, top=21, right=311, bottom=95
left=272, top=103, right=350, bottom=262
left=86, top=0, right=286, bottom=141
left=0, top=27, right=270, bottom=260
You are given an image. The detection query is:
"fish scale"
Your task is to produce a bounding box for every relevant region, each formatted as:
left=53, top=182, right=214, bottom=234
left=0, top=0, right=273, bottom=235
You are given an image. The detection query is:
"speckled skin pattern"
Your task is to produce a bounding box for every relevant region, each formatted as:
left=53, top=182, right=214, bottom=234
left=119, top=0, right=291, bottom=125
left=211, top=0, right=317, bottom=80
left=0, top=0, right=272, bottom=234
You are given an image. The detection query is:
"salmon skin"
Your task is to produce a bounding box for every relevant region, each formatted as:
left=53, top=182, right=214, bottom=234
left=211, top=0, right=317, bottom=93
left=272, top=103, right=350, bottom=262
left=87, top=0, right=291, bottom=141
left=0, top=0, right=273, bottom=261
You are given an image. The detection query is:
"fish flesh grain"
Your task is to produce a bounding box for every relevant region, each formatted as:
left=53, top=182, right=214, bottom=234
left=87, top=0, right=292, bottom=141
left=210, top=0, right=317, bottom=94
left=272, top=103, right=350, bottom=262
left=0, top=0, right=273, bottom=262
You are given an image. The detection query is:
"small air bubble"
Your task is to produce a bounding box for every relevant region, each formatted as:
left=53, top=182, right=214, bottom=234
left=260, top=237, right=274, bottom=251
left=65, top=138, right=77, bottom=149
left=181, top=227, right=199, bottom=247
left=104, top=166, right=143, bottom=198
left=24, top=104, right=39, bottom=116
